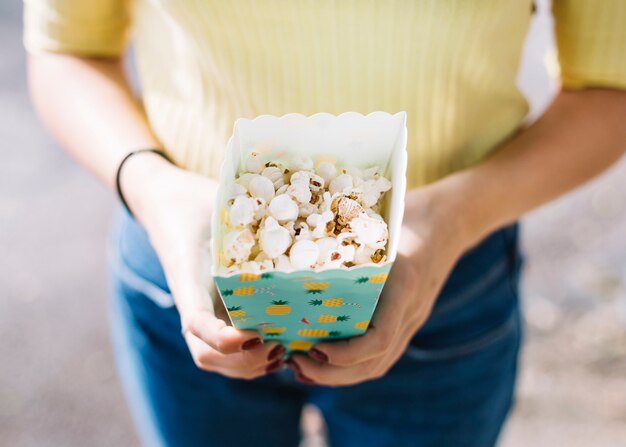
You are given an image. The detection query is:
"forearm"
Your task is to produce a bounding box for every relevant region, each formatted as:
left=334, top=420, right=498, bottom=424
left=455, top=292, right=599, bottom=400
left=27, top=53, right=169, bottom=195
left=426, top=87, right=626, bottom=250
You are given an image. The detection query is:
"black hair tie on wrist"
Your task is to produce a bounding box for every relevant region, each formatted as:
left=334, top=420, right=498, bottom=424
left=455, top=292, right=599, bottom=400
left=115, top=148, right=172, bottom=220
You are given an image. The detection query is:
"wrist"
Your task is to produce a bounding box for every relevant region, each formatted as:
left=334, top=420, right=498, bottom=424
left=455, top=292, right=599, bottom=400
left=424, top=170, right=498, bottom=252
left=403, top=173, right=494, bottom=261
left=400, top=184, right=465, bottom=262
left=119, top=149, right=177, bottom=220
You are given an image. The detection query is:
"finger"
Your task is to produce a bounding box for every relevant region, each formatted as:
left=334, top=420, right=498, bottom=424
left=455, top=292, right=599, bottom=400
left=166, top=245, right=263, bottom=354
left=203, top=340, right=284, bottom=370
left=219, top=345, right=286, bottom=372
left=185, top=308, right=263, bottom=354
left=292, top=315, right=421, bottom=384
left=204, top=356, right=273, bottom=380
left=289, top=354, right=377, bottom=386
left=312, top=259, right=422, bottom=367
left=212, top=363, right=273, bottom=380
left=187, top=334, right=284, bottom=372
left=311, top=286, right=405, bottom=366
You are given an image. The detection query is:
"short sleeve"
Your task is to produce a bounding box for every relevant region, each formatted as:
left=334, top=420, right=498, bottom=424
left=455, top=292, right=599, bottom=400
left=552, top=0, right=626, bottom=90
left=23, top=0, right=131, bottom=57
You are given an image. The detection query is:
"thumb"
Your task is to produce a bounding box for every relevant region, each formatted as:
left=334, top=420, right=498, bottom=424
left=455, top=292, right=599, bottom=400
left=169, top=245, right=262, bottom=354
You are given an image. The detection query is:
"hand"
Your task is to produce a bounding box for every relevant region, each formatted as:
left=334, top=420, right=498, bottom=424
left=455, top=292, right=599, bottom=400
left=121, top=152, right=286, bottom=378
left=287, top=185, right=470, bottom=385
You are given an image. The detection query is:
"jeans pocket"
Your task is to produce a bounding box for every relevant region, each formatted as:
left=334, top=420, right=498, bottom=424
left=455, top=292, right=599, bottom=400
left=106, top=207, right=175, bottom=308
left=403, top=223, right=523, bottom=362
left=402, top=311, right=520, bottom=362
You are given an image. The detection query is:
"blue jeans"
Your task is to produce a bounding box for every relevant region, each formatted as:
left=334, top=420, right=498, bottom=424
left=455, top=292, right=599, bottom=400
left=106, top=204, right=523, bottom=447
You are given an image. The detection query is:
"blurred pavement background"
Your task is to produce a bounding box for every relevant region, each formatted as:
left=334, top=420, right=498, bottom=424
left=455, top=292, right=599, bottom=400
left=1, top=1, right=625, bottom=446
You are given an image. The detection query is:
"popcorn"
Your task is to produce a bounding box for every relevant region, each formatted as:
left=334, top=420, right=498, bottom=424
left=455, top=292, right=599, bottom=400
left=289, top=239, right=320, bottom=270
left=269, top=194, right=299, bottom=222
left=227, top=182, right=247, bottom=200
left=262, top=166, right=285, bottom=188
left=332, top=195, right=364, bottom=226
left=294, top=222, right=313, bottom=241
left=288, top=171, right=312, bottom=204
left=248, top=175, right=275, bottom=203
left=284, top=220, right=296, bottom=238
left=320, top=245, right=354, bottom=268
left=229, top=195, right=258, bottom=227
left=318, top=191, right=333, bottom=213
left=220, top=152, right=392, bottom=272
left=349, top=213, right=389, bottom=250
left=290, top=155, right=314, bottom=171
left=308, top=173, right=325, bottom=192
left=362, top=166, right=381, bottom=180
left=306, top=211, right=334, bottom=239
left=240, top=261, right=261, bottom=274
left=245, top=152, right=263, bottom=173
left=353, top=244, right=377, bottom=265
left=315, top=237, right=338, bottom=263
left=337, top=243, right=356, bottom=264
left=238, top=258, right=274, bottom=274
left=356, top=176, right=392, bottom=207
left=274, top=254, right=293, bottom=271
left=298, top=202, right=317, bottom=218
left=315, top=162, right=337, bottom=184
left=329, top=173, right=353, bottom=196
left=259, top=217, right=292, bottom=259
left=223, top=228, right=255, bottom=265
left=236, top=173, right=260, bottom=189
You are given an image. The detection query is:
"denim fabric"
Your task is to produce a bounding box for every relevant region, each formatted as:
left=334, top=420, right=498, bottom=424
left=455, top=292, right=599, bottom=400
left=106, top=204, right=523, bottom=447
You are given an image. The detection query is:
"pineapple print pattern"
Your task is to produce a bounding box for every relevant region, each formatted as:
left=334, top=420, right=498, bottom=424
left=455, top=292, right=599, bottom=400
left=298, top=329, right=329, bottom=337
left=239, top=273, right=260, bottom=282
left=262, top=327, right=286, bottom=334
left=223, top=286, right=255, bottom=296
left=356, top=272, right=388, bottom=284
left=302, top=282, right=329, bottom=295
left=227, top=306, right=246, bottom=317
left=309, top=298, right=342, bottom=307
left=288, top=340, right=313, bottom=351
left=318, top=314, right=350, bottom=323
left=354, top=320, right=370, bottom=330
left=214, top=264, right=391, bottom=353
left=309, top=298, right=361, bottom=309
left=265, top=300, right=291, bottom=315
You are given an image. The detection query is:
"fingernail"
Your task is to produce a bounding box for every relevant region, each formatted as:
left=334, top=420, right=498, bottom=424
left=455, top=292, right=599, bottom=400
left=267, top=344, right=286, bottom=361
left=286, top=358, right=301, bottom=374
left=265, top=359, right=284, bottom=374
left=308, top=348, right=328, bottom=363
left=296, top=374, right=315, bottom=384
left=241, top=338, right=262, bottom=351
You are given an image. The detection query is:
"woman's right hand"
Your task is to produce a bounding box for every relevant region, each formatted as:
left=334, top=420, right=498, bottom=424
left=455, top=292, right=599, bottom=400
left=120, top=151, right=286, bottom=378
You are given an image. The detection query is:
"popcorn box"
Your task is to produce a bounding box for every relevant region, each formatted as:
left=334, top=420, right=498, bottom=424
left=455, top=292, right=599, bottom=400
left=211, top=112, right=407, bottom=353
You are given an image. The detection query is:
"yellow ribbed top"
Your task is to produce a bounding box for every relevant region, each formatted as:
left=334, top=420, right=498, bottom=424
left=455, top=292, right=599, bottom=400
left=23, top=0, right=626, bottom=188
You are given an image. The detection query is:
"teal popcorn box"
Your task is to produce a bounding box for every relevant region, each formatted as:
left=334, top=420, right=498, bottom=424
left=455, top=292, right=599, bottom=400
left=211, top=112, right=407, bottom=353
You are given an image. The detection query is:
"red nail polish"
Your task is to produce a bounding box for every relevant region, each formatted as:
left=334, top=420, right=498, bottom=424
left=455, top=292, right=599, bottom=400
left=266, top=359, right=284, bottom=374
left=267, top=344, right=286, bottom=361
left=308, top=348, right=328, bottom=363
left=241, top=338, right=262, bottom=350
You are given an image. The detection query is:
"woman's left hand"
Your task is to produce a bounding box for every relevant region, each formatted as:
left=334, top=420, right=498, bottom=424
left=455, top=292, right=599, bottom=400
left=287, top=186, right=471, bottom=386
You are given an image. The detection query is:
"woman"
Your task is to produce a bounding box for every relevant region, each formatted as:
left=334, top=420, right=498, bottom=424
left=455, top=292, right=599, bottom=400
left=24, top=1, right=626, bottom=446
